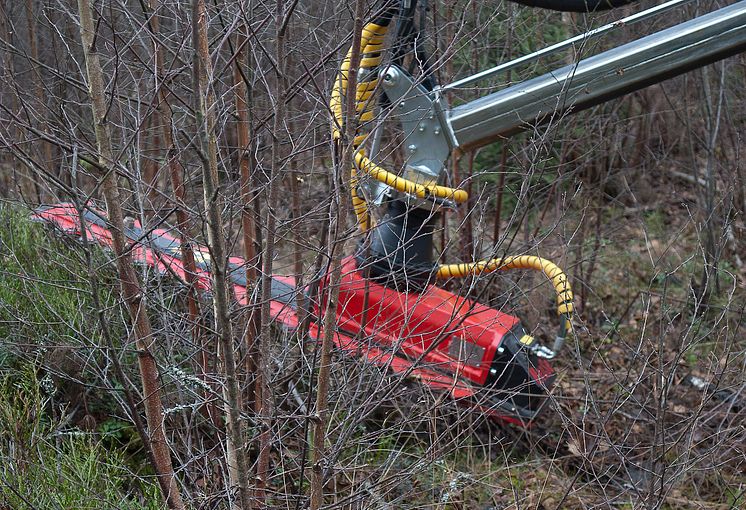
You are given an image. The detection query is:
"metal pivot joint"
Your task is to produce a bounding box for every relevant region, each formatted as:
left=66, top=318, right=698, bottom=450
left=357, top=66, right=455, bottom=287
left=378, top=65, right=453, bottom=206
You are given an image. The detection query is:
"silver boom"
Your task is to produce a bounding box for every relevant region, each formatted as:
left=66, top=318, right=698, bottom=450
left=444, top=0, right=746, bottom=151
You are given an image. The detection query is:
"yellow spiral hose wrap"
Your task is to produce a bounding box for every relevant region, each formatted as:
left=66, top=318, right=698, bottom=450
left=437, top=255, right=574, bottom=333
left=332, top=21, right=469, bottom=232
left=332, top=22, right=387, bottom=231
left=354, top=152, right=469, bottom=203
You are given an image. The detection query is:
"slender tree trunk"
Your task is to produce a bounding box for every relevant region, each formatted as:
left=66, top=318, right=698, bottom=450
left=493, top=2, right=513, bottom=245
left=289, top=128, right=306, bottom=318
left=233, top=20, right=260, bottom=414
left=146, top=0, right=214, bottom=426
left=254, top=0, right=287, bottom=502
left=698, top=64, right=726, bottom=298
left=442, top=0, right=455, bottom=255
left=2, top=1, right=39, bottom=201
left=25, top=0, right=52, bottom=198
left=75, top=1, right=185, bottom=508
left=309, top=1, right=365, bottom=507
left=191, top=1, right=253, bottom=507
left=142, top=112, right=161, bottom=214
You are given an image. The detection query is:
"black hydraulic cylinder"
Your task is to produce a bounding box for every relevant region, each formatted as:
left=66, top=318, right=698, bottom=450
left=357, top=200, right=438, bottom=288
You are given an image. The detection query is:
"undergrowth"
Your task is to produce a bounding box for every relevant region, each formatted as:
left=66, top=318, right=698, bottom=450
left=0, top=205, right=160, bottom=509
left=0, top=366, right=161, bottom=509
left=0, top=205, right=120, bottom=358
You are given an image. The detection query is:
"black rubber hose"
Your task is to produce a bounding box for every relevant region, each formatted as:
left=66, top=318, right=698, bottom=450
left=507, top=0, right=638, bottom=12
left=371, top=0, right=401, bottom=26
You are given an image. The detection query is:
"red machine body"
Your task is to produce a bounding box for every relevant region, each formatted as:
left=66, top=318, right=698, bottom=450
left=328, top=257, right=519, bottom=386
left=33, top=203, right=555, bottom=425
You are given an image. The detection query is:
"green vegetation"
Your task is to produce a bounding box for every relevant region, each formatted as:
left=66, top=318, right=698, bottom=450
left=0, top=205, right=119, bottom=354
left=0, top=366, right=161, bottom=509
left=0, top=205, right=159, bottom=509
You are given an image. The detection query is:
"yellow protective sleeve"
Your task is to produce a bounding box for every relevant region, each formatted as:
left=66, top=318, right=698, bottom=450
left=331, top=22, right=470, bottom=232
left=437, top=255, right=574, bottom=330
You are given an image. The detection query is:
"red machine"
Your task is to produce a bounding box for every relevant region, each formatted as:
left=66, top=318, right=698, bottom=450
left=31, top=0, right=746, bottom=426
left=33, top=203, right=558, bottom=426
left=310, top=257, right=556, bottom=425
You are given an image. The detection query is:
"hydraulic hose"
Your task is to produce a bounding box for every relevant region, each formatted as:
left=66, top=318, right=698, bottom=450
left=332, top=18, right=469, bottom=232
left=437, top=255, right=574, bottom=346
left=331, top=22, right=388, bottom=143
left=331, top=20, right=389, bottom=232
left=354, top=152, right=469, bottom=203
left=332, top=20, right=389, bottom=232
left=507, top=0, right=638, bottom=12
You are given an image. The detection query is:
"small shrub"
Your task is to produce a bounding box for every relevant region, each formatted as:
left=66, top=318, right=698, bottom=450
left=0, top=366, right=161, bottom=509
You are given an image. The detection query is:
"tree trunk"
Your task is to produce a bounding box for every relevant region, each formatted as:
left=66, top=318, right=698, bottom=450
left=233, top=19, right=260, bottom=415
left=309, top=1, right=365, bottom=507
left=146, top=0, right=214, bottom=427
left=25, top=0, right=52, bottom=198
left=191, top=1, right=253, bottom=507
left=75, top=1, right=185, bottom=508
left=254, top=0, right=287, bottom=502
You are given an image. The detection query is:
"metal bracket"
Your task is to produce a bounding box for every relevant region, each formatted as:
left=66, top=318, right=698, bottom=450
left=379, top=66, right=452, bottom=189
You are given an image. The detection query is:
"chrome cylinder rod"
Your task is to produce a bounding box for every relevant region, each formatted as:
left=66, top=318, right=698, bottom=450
left=447, top=0, right=746, bottom=150
left=442, top=0, right=696, bottom=92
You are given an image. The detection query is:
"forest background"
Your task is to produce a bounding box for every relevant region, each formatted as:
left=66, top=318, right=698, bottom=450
left=0, top=0, right=744, bottom=508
